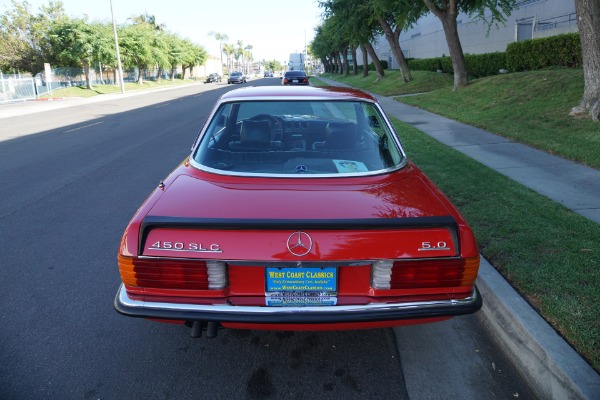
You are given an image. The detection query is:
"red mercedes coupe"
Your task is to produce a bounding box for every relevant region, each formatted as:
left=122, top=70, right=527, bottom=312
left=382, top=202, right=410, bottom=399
left=115, top=86, right=481, bottom=337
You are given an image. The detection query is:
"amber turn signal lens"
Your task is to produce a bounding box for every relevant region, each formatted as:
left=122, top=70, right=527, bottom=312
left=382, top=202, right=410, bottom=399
left=117, top=255, right=227, bottom=290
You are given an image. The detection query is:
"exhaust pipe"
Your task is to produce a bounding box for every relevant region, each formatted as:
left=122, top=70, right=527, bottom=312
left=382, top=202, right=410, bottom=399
left=191, top=321, right=203, bottom=338
left=206, top=322, right=218, bottom=338
left=188, top=321, right=219, bottom=338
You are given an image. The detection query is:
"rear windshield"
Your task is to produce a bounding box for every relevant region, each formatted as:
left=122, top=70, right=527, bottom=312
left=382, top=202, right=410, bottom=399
left=285, top=71, right=306, bottom=77
left=192, top=100, right=404, bottom=176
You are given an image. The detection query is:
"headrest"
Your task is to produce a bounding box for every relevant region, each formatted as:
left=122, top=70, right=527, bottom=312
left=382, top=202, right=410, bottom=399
left=326, top=122, right=358, bottom=149
left=241, top=120, right=271, bottom=145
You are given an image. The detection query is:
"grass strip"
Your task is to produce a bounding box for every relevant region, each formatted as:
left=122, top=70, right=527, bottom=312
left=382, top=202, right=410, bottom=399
left=319, top=70, right=453, bottom=95
left=392, top=117, right=599, bottom=371
left=39, top=79, right=202, bottom=99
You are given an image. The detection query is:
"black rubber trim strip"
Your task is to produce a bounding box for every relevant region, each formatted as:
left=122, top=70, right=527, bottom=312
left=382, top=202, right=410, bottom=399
left=114, top=286, right=482, bottom=324
left=139, top=215, right=459, bottom=252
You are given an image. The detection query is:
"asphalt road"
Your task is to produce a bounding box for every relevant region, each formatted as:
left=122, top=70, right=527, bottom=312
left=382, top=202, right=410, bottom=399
left=0, top=78, right=536, bottom=399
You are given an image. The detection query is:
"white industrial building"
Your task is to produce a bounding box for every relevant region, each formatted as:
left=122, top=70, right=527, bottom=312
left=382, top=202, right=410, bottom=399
left=363, top=0, right=577, bottom=68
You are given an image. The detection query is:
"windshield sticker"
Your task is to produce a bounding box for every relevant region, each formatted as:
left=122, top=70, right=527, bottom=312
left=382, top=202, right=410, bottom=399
left=333, top=160, right=368, bottom=173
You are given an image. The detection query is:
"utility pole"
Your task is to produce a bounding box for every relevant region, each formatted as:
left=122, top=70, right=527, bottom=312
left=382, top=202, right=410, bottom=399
left=110, top=0, right=125, bottom=94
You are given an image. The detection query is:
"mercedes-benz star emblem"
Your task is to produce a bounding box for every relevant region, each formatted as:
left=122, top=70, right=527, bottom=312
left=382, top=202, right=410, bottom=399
left=287, top=231, right=313, bottom=257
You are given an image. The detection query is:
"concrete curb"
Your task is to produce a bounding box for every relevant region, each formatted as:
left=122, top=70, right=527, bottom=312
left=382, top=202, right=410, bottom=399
left=477, top=258, right=600, bottom=399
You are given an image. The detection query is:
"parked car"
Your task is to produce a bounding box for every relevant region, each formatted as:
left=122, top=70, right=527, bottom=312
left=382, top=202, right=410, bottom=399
left=227, top=71, right=246, bottom=84
left=205, top=73, right=221, bottom=83
left=264, top=71, right=273, bottom=77
left=282, top=70, right=308, bottom=85
left=115, top=86, right=482, bottom=337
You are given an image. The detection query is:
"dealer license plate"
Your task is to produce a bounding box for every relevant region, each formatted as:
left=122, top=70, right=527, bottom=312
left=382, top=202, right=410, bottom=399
left=265, top=267, right=337, bottom=307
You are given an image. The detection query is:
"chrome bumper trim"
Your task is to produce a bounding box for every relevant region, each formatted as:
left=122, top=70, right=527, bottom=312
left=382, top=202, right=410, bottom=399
left=114, top=284, right=482, bottom=324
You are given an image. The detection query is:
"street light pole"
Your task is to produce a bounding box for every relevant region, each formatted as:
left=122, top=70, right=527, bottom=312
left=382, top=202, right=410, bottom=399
left=304, top=30, right=307, bottom=72
left=110, top=0, right=125, bottom=94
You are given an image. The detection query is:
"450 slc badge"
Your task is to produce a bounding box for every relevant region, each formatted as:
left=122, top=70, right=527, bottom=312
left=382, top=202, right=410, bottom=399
left=149, top=241, right=222, bottom=253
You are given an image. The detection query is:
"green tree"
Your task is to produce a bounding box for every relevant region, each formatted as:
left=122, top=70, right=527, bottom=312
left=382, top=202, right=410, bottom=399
left=151, top=31, right=170, bottom=81
left=317, top=0, right=386, bottom=79
left=420, top=0, right=516, bottom=89
left=372, top=0, right=427, bottom=82
left=119, top=23, right=155, bottom=84
left=129, top=12, right=166, bottom=31
left=0, top=0, right=66, bottom=74
left=263, top=59, right=281, bottom=72
left=90, top=21, right=116, bottom=84
left=180, top=39, right=207, bottom=79
left=163, top=33, right=184, bottom=80
left=49, top=18, right=107, bottom=89
left=121, top=14, right=171, bottom=84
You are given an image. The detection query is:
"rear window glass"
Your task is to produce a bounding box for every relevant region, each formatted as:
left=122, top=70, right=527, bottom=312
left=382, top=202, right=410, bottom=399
left=285, top=71, right=306, bottom=77
left=192, top=100, right=404, bottom=176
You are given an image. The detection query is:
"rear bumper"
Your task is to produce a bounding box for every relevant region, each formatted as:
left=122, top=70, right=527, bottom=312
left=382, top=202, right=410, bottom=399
left=114, top=284, right=482, bottom=324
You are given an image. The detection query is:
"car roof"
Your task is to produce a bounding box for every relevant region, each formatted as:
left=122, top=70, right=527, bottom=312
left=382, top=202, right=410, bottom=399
left=218, top=85, right=376, bottom=102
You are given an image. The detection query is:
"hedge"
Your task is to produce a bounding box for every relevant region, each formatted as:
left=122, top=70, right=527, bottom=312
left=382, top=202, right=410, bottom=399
left=368, top=60, right=388, bottom=70
left=506, top=33, right=582, bottom=71
left=407, top=32, right=581, bottom=77
left=408, top=52, right=505, bottom=78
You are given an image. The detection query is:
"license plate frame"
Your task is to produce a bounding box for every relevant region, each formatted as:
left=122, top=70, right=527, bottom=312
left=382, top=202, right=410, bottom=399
left=265, top=267, right=337, bottom=307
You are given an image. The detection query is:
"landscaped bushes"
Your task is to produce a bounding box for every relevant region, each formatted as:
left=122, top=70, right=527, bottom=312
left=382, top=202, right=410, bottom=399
left=465, top=52, right=507, bottom=77
left=408, top=32, right=581, bottom=77
left=408, top=56, right=452, bottom=73
left=408, top=52, right=505, bottom=78
left=506, top=33, right=581, bottom=71
left=368, top=60, right=388, bottom=70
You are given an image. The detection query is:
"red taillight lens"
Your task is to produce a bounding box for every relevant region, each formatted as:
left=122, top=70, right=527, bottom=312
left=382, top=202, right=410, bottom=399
left=118, top=255, right=227, bottom=290
left=372, top=256, right=479, bottom=289
left=283, top=78, right=289, bottom=84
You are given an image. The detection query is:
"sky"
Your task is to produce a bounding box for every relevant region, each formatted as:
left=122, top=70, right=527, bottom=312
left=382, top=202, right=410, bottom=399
left=2, top=0, right=324, bottom=63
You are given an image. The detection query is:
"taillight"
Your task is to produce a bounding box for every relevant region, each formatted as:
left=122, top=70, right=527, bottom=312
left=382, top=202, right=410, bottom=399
left=372, top=256, right=479, bottom=289
left=283, top=78, right=289, bottom=84
left=118, top=255, right=227, bottom=290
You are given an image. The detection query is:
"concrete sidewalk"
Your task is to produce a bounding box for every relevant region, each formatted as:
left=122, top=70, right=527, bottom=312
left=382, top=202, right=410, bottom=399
left=316, top=77, right=600, bottom=399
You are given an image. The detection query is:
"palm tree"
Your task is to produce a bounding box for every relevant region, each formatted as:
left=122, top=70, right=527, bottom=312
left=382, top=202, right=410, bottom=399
left=222, top=43, right=234, bottom=74
left=235, top=40, right=245, bottom=72
left=130, top=13, right=166, bottom=31
left=208, top=31, right=228, bottom=75
left=244, top=44, right=253, bottom=74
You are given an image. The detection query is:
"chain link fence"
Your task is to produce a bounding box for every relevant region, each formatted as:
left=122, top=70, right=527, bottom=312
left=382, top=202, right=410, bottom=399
left=1, top=66, right=181, bottom=103
left=1, top=73, right=37, bottom=103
